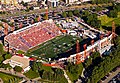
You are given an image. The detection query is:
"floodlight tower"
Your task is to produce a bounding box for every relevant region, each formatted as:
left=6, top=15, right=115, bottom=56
left=83, top=44, right=87, bottom=59
left=19, top=22, right=23, bottom=28
left=37, top=15, right=41, bottom=22
left=76, top=40, right=80, bottom=53
left=91, top=40, right=94, bottom=52
left=4, top=23, right=8, bottom=35
left=112, top=21, right=116, bottom=39
left=76, top=40, right=81, bottom=64
left=45, top=7, right=48, bottom=20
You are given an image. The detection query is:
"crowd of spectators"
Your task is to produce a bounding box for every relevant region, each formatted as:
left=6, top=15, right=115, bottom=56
left=5, top=20, right=60, bottom=51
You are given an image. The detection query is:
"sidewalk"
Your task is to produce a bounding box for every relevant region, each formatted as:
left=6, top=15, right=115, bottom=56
left=0, top=68, right=29, bottom=82
left=103, top=68, right=120, bottom=83
left=63, top=70, right=72, bottom=83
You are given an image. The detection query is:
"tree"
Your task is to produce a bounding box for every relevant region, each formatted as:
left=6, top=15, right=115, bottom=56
left=68, top=11, right=73, bottom=17
left=43, top=14, right=47, bottom=20
left=3, top=63, right=11, bottom=69
left=20, top=1, right=24, bottom=5
left=0, top=22, right=3, bottom=26
left=65, top=62, right=83, bottom=81
left=87, top=35, right=120, bottom=83
left=14, top=66, right=23, bottom=72
left=113, top=3, right=120, bottom=12
left=42, top=71, right=50, bottom=80
left=84, top=57, right=92, bottom=68
left=91, top=0, right=112, bottom=4
left=62, top=12, right=67, bottom=18
left=25, top=9, right=30, bottom=12
left=0, top=56, right=4, bottom=63
left=1, top=19, right=7, bottom=23
left=5, top=54, right=11, bottom=59
left=34, top=17, right=38, bottom=22
left=0, top=44, right=4, bottom=55
left=29, top=6, right=34, bottom=10
left=73, top=10, right=79, bottom=16
left=108, top=10, right=118, bottom=18
left=23, top=2, right=28, bottom=7
left=95, top=6, right=102, bottom=12
left=24, top=69, right=39, bottom=79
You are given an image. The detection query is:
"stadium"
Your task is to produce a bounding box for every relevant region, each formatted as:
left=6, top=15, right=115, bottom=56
left=4, top=19, right=82, bottom=60
left=4, top=18, right=114, bottom=64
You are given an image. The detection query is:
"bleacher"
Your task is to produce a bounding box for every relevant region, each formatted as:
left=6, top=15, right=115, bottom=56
left=5, top=20, right=60, bottom=51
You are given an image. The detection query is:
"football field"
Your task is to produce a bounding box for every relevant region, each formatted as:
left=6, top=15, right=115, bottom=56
left=28, top=35, right=82, bottom=59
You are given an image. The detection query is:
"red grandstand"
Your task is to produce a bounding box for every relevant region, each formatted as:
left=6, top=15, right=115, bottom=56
left=5, top=20, right=60, bottom=52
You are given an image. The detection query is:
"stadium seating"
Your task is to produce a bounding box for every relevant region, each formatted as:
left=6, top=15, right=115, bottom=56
left=5, top=21, right=60, bottom=51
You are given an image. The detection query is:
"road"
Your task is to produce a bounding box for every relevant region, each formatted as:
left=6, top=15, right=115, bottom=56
left=0, top=3, right=112, bottom=19
left=103, top=68, right=120, bottom=83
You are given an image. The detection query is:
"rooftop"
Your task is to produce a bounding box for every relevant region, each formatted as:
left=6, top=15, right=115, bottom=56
left=3, top=55, right=30, bottom=69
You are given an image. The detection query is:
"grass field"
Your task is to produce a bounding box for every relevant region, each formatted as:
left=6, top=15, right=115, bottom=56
left=28, top=35, right=82, bottom=59
left=98, top=12, right=120, bottom=27
left=0, top=72, right=22, bottom=83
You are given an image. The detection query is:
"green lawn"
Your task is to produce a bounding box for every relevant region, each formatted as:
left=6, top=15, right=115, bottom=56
left=24, top=69, right=39, bottom=79
left=98, top=15, right=114, bottom=26
left=0, top=72, right=22, bottom=83
left=105, top=17, right=120, bottom=27
left=29, top=35, right=82, bottom=58
left=98, top=12, right=120, bottom=27
left=66, top=71, right=77, bottom=82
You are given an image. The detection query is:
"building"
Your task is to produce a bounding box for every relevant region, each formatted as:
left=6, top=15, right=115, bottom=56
left=1, top=0, right=18, bottom=5
left=0, top=5, right=1, bottom=9
left=65, top=0, right=78, bottom=4
left=3, top=55, right=31, bottom=72
left=81, top=0, right=91, bottom=2
left=47, top=0, right=59, bottom=7
left=18, top=0, right=31, bottom=3
left=65, top=0, right=91, bottom=4
left=17, top=0, right=37, bottom=3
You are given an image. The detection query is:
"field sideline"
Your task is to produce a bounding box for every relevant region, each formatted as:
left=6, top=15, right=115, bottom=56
left=27, top=35, right=82, bottom=59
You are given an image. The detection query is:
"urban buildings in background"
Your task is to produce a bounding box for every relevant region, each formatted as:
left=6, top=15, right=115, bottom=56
left=1, top=0, right=18, bottom=5
left=0, top=0, right=91, bottom=6
left=47, top=0, right=59, bottom=7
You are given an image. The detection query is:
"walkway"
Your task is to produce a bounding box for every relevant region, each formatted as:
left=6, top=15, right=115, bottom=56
left=79, top=21, right=105, bottom=34
left=0, top=68, right=30, bottom=82
left=63, top=70, right=72, bottom=83
left=0, top=78, right=3, bottom=83
left=32, top=77, right=41, bottom=81
left=103, top=68, right=120, bottom=83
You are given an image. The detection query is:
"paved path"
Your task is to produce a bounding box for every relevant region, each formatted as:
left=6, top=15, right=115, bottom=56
left=103, top=68, right=120, bottom=83
left=63, top=70, right=72, bottom=83
left=0, top=78, right=3, bottom=83
left=78, top=21, right=105, bottom=34
left=0, top=68, right=30, bottom=82
left=32, top=77, right=41, bottom=81
left=81, top=68, right=85, bottom=78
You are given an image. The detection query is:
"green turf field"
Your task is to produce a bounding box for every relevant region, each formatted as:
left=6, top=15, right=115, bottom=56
left=29, top=35, right=82, bottom=58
